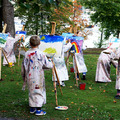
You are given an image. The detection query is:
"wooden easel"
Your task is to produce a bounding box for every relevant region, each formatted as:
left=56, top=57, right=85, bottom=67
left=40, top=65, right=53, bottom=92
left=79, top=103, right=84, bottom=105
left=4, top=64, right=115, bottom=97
left=69, top=25, right=73, bottom=33
left=51, top=22, right=56, bottom=35
left=50, top=21, right=63, bottom=106
left=18, top=25, right=26, bottom=66
left=66, top=51, right=81, bottom=87
left=65, top=24, right=81, bottom=87
left=74, top=23, right=77, bottom=35
left=0, top=24, right=11, bottom=80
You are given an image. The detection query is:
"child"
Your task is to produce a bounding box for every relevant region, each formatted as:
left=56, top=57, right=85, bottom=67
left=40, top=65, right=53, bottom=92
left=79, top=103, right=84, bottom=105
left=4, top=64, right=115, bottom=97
left=76, top=31, right=87, bottom=80
left=52, top=38, right=72, bottom=86
left=21, top=35, right=53, bottom=115
left=95, top=48, right=118, bottom=82
left=3, top=34, right=19, bottom=66
left=71, top=32, right=87, bottom=80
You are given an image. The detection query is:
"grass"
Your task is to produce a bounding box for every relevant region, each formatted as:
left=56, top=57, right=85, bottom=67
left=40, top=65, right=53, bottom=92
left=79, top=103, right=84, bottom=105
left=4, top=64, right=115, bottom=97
left=0, top=53, right=119, bottom=120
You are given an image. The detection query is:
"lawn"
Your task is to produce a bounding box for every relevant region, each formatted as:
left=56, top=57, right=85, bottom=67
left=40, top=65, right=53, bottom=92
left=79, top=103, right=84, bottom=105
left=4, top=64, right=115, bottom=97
left=0, top=51, right=119, bottom=120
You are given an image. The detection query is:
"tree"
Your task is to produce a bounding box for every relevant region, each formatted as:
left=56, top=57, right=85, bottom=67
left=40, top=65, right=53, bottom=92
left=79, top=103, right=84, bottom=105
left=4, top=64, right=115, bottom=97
left=0, top=0, right=15, bottom=37
left=53, top=0, right=92, bottom=38
left=80, top=0, right=120, bottom=39
left=14, top=0, right=73, bottom=35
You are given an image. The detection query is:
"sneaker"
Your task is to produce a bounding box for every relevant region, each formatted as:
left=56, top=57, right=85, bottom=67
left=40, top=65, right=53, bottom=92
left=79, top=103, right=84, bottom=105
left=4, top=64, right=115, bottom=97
left=61, top=82, right=65, bottom=87
left=114, top=95, right=120, bottom=99
left=35, top=110, right=46, bottom=116
left=30, top=107, right=36, bottom=114
left=56, top=82, right=59, bottom=86
left=82, top=75, right=86, bottom=80
left=77, top=73, right=79, bottom=79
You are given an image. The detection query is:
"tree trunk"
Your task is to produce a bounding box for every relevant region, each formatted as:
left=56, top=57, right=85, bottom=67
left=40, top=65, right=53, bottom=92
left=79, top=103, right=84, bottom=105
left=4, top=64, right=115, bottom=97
left=2, top=0, right=15, bottom=37
left=0, top=0, right=2, bottom=32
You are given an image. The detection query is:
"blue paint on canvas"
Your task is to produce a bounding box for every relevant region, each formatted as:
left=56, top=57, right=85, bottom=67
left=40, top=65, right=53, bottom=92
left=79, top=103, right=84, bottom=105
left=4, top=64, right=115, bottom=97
left=40, top=35, right=64, bottom=43
left=67, top=36, right=84, bottom=41
left=62, top=33, right=74, bottom=38
left=110, top=38, right=120, bottom=43
left=16, top=31, right=27, bottom=35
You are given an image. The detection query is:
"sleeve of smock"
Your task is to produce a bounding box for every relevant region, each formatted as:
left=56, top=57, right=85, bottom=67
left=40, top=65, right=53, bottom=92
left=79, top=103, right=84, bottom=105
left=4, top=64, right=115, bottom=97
left=42, top=54, right=53, bottom=69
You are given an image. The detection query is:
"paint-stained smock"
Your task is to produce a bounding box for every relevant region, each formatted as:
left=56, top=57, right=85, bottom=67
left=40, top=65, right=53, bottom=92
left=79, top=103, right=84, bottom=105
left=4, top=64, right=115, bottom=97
left=95, top=48, right=118, bottom=82
left=111, top=47, right=120, bottom=89
left=22, top=48, right=53, bottom=107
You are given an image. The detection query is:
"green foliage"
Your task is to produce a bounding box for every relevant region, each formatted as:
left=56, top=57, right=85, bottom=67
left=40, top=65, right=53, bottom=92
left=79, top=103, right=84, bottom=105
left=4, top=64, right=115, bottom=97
left=79, top=0, right=120, bottom=39
left=14, top=0, right=73, bottom=35
left=0, top=52, right=120, bottom=119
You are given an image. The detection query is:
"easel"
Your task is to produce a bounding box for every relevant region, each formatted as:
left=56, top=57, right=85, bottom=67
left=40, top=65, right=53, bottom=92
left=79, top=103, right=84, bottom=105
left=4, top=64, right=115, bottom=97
left=50, top=21, right=63, bottom=107
left=69, top=25, right=73, bottom=33
left=0, top=24, right=12, bottom=80
left=17, top=25, right=26, bottom=66
left=66, top=25, right=73, bottom=70
left=65, top=24, right=81, bottom=87
left=66, top=51, right=81, bottom=87
left=74, top=23, right=78, bottom=35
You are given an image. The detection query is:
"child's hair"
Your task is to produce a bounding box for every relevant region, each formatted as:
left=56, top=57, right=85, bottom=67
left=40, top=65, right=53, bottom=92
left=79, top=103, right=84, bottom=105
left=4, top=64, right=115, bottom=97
left=30, top=35, right=40, bottom=47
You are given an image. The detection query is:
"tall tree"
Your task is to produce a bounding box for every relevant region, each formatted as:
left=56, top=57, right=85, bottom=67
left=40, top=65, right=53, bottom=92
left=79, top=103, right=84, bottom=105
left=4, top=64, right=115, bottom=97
left=2, top=0, right=15, bottom=37
left=80, top=0, right=120, bottom=39
left=0, top=0, right=2, bottom=32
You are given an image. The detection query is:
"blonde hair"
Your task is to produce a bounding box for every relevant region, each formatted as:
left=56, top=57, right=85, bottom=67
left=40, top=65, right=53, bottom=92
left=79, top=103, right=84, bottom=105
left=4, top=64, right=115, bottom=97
left=30, top=35, right=40, bottom=47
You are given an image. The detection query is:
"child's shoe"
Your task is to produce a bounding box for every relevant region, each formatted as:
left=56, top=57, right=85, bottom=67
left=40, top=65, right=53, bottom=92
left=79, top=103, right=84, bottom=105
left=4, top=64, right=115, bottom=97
left=82, top=75, right=86, bottom=80
left=35, top=110, right=46, bottom=115
left=30, top=107, right=36, bottom=114
left=61, top=82, right=65, bottom=87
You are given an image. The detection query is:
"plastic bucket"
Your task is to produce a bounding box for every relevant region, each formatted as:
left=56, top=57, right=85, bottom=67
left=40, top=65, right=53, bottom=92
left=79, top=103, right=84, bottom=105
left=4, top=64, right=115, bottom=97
left=79, top=83, right=86, bottom=90
left=70, top=67, right=74, bottom=72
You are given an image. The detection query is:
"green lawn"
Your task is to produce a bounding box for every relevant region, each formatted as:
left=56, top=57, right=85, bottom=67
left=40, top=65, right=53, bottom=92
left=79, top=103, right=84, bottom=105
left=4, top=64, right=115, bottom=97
left=0, top=54, right=119, bottom=120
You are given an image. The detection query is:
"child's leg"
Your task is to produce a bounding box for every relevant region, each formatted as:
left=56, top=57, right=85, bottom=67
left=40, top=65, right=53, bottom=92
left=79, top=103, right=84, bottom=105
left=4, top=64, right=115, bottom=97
left=36, top=107, right=41, bottom=110
left=62, top=81, right=65, bottom=87
left=82, top=72, right=86, bottom=80
left=114, top=89, right=120, bottom=99
left=30, top=107, right=36, bottom=114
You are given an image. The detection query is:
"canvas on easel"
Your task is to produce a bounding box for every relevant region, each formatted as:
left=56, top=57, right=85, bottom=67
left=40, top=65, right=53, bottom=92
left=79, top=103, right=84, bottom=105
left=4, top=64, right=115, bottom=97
left=0, top=23, right=9, bottom=79
left=15, top=26, right=27, bottom=66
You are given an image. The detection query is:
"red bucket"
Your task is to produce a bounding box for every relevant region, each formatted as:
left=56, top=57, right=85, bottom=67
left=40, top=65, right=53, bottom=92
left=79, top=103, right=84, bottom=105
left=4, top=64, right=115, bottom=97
left=79, top=83, right=86, bottom=90
left=70, top=67, right=74, bottom=72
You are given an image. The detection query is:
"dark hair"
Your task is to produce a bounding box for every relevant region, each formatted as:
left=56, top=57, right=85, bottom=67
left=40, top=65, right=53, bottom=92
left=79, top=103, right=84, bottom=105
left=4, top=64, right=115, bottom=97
left=30, top=35, right=40, bottom=47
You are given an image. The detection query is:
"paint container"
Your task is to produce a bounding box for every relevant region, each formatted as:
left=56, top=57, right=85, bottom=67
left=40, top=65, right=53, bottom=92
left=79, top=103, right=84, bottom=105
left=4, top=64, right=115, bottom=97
left=70, top=67, right=74, bottom=72
left=79, top=83, right=86, bottom=90
left=9, top=62, right=13, bottom=67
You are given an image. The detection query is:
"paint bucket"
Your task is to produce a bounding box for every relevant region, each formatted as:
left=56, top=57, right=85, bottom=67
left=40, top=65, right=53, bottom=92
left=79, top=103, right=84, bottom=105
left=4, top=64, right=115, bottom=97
left=70, top=67, right=74, bottom=72
left=79, top=83, right=86, bottom=90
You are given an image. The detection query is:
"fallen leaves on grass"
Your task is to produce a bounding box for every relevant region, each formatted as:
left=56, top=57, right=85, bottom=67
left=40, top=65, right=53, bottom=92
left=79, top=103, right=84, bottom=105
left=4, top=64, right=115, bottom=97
left=77, top=107, right=80, bottom=111
left=89, top=87, right=92, bottom=90
left=65, top=118, right=69, bottom=120
left=1, top=110, right=7, bottom=112
left=103, top=90, right=106, bottom=92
